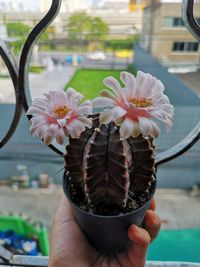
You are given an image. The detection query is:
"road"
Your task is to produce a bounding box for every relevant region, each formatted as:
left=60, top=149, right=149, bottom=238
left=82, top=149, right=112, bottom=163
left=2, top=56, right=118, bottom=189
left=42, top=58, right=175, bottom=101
left=39, top=51, right=132, bottom=70
left=0, top=66, right=75, bottom=103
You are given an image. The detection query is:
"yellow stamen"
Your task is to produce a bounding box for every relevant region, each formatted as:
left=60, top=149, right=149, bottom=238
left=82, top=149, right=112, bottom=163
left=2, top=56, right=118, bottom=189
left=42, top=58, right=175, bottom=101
left=53, top=106, right=69, bottom=117
left=130, top=98, right=152, bottom=108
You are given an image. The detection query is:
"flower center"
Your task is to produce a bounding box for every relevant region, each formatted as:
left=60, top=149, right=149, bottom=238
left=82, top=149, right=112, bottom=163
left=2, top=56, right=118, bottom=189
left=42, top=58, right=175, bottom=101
left=53, top=106, right=69, bottom=117
left=130, top=98, right=152, bottom=108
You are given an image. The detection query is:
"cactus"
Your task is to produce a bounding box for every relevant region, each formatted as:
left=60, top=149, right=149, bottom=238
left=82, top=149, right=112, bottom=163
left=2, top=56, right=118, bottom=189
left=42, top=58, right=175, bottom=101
left=27, top=71, right=173, bottom=215
left=64, top=114, right=155, bottom=214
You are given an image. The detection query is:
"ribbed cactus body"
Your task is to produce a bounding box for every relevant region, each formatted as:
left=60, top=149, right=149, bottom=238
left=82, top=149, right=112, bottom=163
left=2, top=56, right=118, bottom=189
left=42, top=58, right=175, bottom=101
left=64, top=114, right=155, bottom=211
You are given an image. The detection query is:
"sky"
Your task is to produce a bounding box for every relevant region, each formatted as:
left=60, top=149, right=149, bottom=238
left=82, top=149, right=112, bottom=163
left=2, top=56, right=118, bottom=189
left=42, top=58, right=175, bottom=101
left=0, top=0, right=38, bottom=10
left=0, top=0, right=95, bottom=11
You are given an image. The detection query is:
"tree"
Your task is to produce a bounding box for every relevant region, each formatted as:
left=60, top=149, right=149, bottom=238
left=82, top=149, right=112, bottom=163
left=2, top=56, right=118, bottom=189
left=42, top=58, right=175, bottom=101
left=68, top=12, right=109, bottom=41
left=88, top=17, right=109, bottom=42
left=68, top=12, right=91, bottom=40
left=6, top=22, right=30, bottom=54
left=7, top=22, right=30, bottom=37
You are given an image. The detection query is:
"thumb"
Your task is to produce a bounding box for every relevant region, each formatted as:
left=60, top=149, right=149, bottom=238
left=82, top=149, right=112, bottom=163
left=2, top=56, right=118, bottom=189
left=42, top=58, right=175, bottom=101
left=127, top=225, right=150, bottom=267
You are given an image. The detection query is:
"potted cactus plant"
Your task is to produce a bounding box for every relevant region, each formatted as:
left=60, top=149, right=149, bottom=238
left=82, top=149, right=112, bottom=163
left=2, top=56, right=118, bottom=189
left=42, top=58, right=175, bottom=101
left=27, top=71, right=173, bottom=254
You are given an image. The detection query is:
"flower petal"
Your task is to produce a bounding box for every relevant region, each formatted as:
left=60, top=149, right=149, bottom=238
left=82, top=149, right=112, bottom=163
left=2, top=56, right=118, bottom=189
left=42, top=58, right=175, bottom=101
left=150, top=120, right=160, bottom=138
left=120, top=71, right=136, bottom=99
left=76, top=116, right=93, bottom=129
left=26, top=106, right=47, bottom=116
left=93, top=96, right=115, bottom=107
left=138, top=117, right=159, bottom=137
left=47, top=124, right=59, bottom=136
left=119, top=118, right=134, bottom=139
left=36, top=124, right=49, bottom=139
left=66, top=87, right=84, bottom=108
left=66, top=124, right=77, bottom=138
left=112, top=106, right=127, bottom=120
left=132, top=121, right=141, bottom=137
left=103, top=76, right=125, bottom=100
left=55, top=128, right=65, bottom=145
left=67, top=119, right=86, bottom=138
left=27, top=88, right=93, bottom=144
left=100, top=89, right=117, bottom=100
left=99, top=109, right=114, bottom=124
left=75, top=100, right=93, bottom=115
left=44, top=135, right=53, bottom=145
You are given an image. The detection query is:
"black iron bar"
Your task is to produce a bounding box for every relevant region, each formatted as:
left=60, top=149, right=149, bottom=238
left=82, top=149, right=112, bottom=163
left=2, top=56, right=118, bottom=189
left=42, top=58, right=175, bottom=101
left=182, top=0, right=200, bottom=41
left=0, top=41, right=22, bottom=148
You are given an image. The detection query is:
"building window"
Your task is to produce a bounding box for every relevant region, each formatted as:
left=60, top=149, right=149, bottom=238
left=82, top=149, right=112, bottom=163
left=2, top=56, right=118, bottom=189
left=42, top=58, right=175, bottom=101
left=163, top=17, right=185, bottom=27
left=164, top=17, right=200, bottom=28
left=172, top=42, right=199, bottom=52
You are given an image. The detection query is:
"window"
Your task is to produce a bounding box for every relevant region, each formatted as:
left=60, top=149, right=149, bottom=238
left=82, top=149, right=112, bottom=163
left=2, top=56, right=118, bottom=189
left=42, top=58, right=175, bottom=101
left=172, top=42, right=199, bottom=52
left=163, top=17, right=173, bottom=27
left=173, top=17, right=185, bottom=27
left=164, top=17, right=200, bottom=28
left=163, top=17, right=185, bottom=27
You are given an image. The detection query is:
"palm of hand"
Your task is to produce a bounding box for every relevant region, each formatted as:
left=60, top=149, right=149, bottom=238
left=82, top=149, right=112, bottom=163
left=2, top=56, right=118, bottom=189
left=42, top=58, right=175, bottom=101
left=49, top=195, right=160, bottom=267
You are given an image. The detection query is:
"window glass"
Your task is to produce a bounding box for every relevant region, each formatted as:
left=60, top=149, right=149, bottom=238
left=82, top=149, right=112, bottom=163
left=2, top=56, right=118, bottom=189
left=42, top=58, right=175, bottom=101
left=172, top=42, right=199, bottom=52
left=163, top=17, right=185, bottom=27
left=163, top=17, right=173, bottom=27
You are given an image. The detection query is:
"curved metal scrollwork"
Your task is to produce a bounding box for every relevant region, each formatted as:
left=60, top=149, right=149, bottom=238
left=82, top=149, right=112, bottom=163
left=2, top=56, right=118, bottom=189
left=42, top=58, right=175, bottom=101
left=0, top=0, right=199, bottom=164
left=0, top=40, right=22, bottom=148
left=19, top=0, right=62, bottom=112
left=156, top=122, right=200, bottom=166
left=18, top=0, right=63, bottom=156
left=182, top=0, right=200, bottom=41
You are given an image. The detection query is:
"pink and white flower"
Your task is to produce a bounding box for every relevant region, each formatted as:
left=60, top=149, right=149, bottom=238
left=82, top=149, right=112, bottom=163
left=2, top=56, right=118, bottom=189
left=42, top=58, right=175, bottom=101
left=26, top=89, right=93, bottom=145
left=93, top=71, right=174, bottom=139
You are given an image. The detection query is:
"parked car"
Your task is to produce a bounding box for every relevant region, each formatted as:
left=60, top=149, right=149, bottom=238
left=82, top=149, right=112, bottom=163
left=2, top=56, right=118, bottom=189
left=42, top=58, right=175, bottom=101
left=87, top=51, right=106, bottom=61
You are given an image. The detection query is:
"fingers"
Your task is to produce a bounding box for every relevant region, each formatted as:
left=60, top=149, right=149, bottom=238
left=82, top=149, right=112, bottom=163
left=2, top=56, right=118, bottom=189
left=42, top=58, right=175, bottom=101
left=149, top=198, right=156, bottom=211
left=127, top=225, right=150, bottom=267
left=128, top=225, right=150, bottom=248
left=122, top=200, right=160, bottom=266
left=144, top=210, right=161, bottom=242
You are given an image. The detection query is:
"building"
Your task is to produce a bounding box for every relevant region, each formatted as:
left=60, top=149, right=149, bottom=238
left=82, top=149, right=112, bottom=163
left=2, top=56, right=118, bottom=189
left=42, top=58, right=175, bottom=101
left=140, top=1, right=200, bottom=70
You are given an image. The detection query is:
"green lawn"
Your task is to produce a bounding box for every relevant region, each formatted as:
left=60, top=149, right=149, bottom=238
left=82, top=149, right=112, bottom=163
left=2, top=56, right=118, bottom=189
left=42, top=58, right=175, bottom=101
left=65, top=68, right=136, bottom=99
left=29, top=66, right=45, bottom=73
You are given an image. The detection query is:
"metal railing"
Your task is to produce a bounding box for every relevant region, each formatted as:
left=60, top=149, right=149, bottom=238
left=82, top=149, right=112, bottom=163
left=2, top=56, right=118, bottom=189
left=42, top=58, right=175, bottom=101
left=0, top=0, right=199, bottom=266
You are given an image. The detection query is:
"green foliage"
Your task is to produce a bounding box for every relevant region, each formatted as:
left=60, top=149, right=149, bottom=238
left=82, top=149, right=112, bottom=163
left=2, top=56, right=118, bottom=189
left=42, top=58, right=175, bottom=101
left=127, top=64, right=137, bottom=75
left=40, top=26, right=55, bottom=41
left=7, top=22, right=30, bottom=37
left=29, top=66, right=45, bottom=73
left=68, top=12, right=91, bottom=40
left=105, top=37, right=139, bottom=50
left=68, top=12, right=109, bottom=41
left=87, top=17, right=109, bottom=41
left=6, top=22, right=30, bottom=54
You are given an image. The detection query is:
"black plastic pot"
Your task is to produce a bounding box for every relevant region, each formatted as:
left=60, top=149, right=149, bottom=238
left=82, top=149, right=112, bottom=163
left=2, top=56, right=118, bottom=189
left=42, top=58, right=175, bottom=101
left=62, top=175, right=156, bottom=255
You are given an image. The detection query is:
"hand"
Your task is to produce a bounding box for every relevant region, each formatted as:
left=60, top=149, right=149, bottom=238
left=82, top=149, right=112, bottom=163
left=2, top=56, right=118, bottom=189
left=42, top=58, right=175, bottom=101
left=49, top=192, right=161, bottom=267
